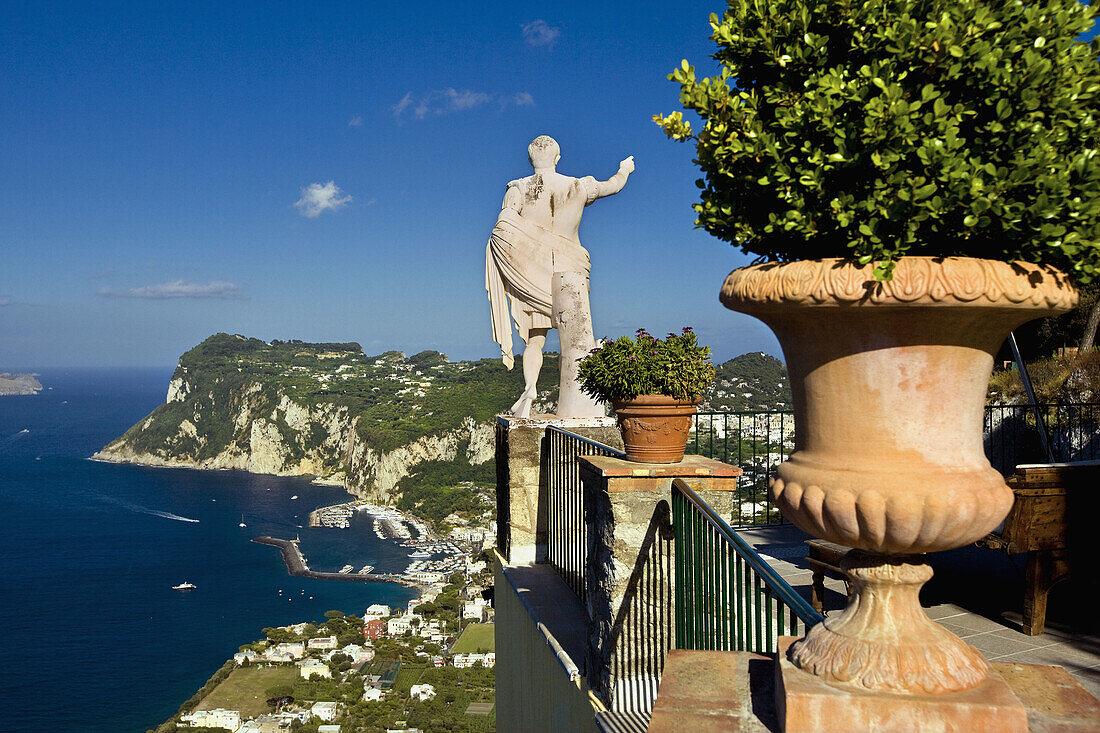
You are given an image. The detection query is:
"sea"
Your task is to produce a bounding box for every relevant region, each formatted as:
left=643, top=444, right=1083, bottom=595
left=0, top=368, right=418, bottom=732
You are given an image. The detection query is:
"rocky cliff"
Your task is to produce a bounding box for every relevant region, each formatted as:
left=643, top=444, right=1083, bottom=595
left=0, top=373, right=43, bottom=396
left=94, top=334, right=557, bottom=502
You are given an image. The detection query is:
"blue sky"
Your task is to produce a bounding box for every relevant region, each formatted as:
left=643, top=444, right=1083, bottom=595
left=1, top=0, right=784, bottom=367
left=5, top=3, right=1093, bottom=368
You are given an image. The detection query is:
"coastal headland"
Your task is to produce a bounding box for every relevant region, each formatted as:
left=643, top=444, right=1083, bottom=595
left=91, top=334, right=532, bottom=505
left=251, top=536, right=425, bottom=590
left=0, top=372, right=43, bottom=396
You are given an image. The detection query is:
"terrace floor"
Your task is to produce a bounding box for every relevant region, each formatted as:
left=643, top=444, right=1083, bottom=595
left=738, top=524, right=1100, bottom=699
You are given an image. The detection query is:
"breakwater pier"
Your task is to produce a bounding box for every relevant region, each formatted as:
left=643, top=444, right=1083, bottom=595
left=251, top=536, right=421, bottom=589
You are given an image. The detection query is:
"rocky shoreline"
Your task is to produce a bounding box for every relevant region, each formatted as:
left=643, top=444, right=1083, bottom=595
left=0, top=372, right=43, bottom=396
left=93, top=414, right=494, bottom=503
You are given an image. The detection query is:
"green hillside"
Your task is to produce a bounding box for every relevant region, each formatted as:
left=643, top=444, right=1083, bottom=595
left=117, top=333, right=559, bottom=457
left=704, top=352, right=791, bottom=412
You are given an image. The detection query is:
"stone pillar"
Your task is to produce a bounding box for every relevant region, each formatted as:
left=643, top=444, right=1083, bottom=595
left=495, top=414, right=620, bottom=565
left=579, top=454, right=742, bottom=711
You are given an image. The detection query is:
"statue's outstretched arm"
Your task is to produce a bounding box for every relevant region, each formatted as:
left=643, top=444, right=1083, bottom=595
left=588, top=156, right=635, bottom=202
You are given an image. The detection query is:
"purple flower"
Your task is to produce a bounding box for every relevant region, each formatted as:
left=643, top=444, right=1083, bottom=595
left=629, top=356, right=637, bottom=361
left=682, top=326, right=693, bottom=333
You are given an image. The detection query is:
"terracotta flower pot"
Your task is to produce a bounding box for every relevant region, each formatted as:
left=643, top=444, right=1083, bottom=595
left=611, top=395, right=700, bottom=463
left=721, top=257, right=1077, bottom=694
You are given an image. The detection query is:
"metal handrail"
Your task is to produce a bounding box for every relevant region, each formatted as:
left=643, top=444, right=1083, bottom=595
left=547, top=425, right=626, bottom=458
left=673, top=478, right=821, bottom=625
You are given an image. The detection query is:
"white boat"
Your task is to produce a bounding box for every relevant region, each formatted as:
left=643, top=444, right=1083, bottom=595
left=291, top=495, right=298, bottom=500
left=172, top=582, right=196, bottom=591
left=410, top=551, right=431, bottom=558
left=239, top=514, right=247, bottom=528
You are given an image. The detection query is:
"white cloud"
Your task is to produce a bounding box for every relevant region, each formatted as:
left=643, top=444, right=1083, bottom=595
left=348, top=115, right=363, bottom=127
left=294, top=180, right=352, bottom=218
left=393, top=92, right=414, bottom=118
left=97, top=280, right=242, bottom=299
left=394, top=89, right=534, bottom=121
left=522, top=20, right=560, bottom=48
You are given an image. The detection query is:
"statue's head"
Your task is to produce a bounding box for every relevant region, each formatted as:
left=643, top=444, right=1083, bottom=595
left=528, top=135, right=560, bottom=169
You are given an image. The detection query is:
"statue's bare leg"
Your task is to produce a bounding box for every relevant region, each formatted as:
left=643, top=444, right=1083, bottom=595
left=509, top=328, right=548, bottom=418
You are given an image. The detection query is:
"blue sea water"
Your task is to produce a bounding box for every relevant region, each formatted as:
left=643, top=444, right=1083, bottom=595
left=0, top=369, right=417, bottom=732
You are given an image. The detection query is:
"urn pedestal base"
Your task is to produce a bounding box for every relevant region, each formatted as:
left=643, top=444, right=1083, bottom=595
left=788, top=552, right=988, bottom=694
left=776, top=637, right=1028, bottom=733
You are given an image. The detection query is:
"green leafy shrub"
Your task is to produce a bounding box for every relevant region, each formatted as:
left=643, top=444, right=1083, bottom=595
left=656, top=0, right=1100, bottom=282
left=577, top=328, right=716, bottom=403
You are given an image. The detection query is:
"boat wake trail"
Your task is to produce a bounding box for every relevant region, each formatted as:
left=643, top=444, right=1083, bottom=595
left=0, top=429, right=31, bottom=454
left=97, top=495, right=200, bottom=523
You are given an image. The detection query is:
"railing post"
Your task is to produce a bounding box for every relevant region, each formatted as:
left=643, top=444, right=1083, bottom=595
left=578, top=454, right=742, bottom=713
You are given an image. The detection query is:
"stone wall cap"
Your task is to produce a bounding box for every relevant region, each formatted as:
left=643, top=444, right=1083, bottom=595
left=578, top=453, right=743, bottom=477
left=496, top=413, right=618, bottom=430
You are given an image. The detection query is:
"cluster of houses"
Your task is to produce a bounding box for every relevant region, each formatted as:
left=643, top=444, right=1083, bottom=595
left=177, top=597, right=494, bottom=731
left=362, top=602, right=494, bottom=657
left=180, top=702, right=341, bottom=732
left=232, top=627, right=375, bottom=675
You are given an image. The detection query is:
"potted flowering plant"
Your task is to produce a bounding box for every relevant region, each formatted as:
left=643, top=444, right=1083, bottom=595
left=577, top=328, right=715, bottom=463
left=653, top=0, right=1097, bottom=702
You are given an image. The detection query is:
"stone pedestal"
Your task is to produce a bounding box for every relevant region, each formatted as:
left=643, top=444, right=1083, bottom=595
left=494, top=414, right=620, bottom=565
left=776, top=637, right=1027, bottom=732
left=579, top=454, right=742, bottom=710
left=649, top=648, right=1100, bottom=733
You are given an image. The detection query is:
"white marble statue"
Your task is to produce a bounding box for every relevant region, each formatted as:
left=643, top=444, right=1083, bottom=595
left=485, top=135, right=634, bottom=418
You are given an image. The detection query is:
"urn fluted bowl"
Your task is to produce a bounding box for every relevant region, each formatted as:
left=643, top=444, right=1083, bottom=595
left=720, top=257, right=1078, bottom=555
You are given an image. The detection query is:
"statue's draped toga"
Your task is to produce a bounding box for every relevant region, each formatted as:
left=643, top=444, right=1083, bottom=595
left=485, top=203, right=592, bottom=369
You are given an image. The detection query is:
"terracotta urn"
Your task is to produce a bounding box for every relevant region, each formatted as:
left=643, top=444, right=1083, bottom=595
left=720, top=257, right=1077, bottom=694
left=612, top=395, right=700, bottom=463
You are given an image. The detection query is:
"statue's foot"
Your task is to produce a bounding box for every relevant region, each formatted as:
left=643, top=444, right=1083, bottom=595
left=509, top=395, right=534, bottom=418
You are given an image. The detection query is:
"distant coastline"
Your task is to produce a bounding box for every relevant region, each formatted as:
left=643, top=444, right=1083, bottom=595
left=0, top=373, right=43, bottom=396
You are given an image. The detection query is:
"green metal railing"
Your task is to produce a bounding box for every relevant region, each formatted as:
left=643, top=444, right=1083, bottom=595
left=546, top=426, right=625, bottom=600
left=672, top=478, right=823, bottom=652
left=688, top=411, right=794, bottom=527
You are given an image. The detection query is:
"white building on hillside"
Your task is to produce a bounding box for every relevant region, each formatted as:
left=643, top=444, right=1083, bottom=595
left=233, top=649, right=259, bottom=665
left=387, top=614, right=422, bottom=636
left=300, top=659, right=331, bottom=679
left=237, top=715, right=293, bottom=732
left=463, top=598, right=488, bottom=619
left=410, top=683, right=436, bottom=701
left=453, top=652, right=496, bottom=668
left=362, top=687, right=386, bottom=701
left=307, top=635, right=338, bottom=650
left=363, top=603, right=391, bottom=620
left=180, top=708, right=241, bottom=731
left=274, top=641, right=306, bottom=659
left=311, top=701, right=340, bottom=722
